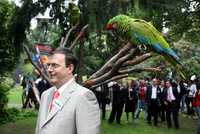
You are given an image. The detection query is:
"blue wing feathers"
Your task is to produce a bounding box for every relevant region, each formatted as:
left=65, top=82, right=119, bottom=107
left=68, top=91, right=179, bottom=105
left=132, top=32, right=180, bottom=62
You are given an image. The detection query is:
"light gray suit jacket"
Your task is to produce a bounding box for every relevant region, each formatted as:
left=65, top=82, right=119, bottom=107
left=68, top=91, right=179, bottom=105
left=35, top=80, right=100, bottom=134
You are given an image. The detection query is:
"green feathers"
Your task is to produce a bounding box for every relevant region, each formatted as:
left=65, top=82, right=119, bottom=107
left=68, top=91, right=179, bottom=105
left=68, top=2, right=80, bottom=26
left=107, top=15, right=169, bottom=51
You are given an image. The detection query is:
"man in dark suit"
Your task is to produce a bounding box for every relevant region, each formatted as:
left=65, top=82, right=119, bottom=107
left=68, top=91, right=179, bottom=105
left=145, top=78, right=161, bottom=126
left=99, top=83, right=110, bottom=120
left=108, top=82, right=126, bottom=124
left=164, top=80, right=180, bottom=129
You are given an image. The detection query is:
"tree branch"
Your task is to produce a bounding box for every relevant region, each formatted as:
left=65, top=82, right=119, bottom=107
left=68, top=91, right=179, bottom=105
left=122, top=52, right=154, bottom=67
left=109, top=47, right=139, bottom=75
left=84, top=46, right=139, bottom=87
left=89, top=42, right=132, bottom=79
left=69, top=24, right=89, bottom=50
left=90, top=74, right=129, bottom=89
left=61, top=23, right=79, bottom=47
left=23, top=45, right=52, bottom=86
left=118, top=67, right=162, bottom=74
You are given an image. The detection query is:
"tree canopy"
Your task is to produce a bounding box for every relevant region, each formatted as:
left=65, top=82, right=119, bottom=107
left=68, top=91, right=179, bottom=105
left=1, top=0, right=200, bottom=78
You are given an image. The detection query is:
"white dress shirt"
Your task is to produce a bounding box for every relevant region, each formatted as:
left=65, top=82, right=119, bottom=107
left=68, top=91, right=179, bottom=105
left=151, top=86, right=157, bottom=99
left=167, top=87, right=175, bottom=102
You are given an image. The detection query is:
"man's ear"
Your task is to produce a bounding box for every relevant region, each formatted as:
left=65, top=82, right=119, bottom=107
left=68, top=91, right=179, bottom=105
left=67, top=64, right=74, bottom=73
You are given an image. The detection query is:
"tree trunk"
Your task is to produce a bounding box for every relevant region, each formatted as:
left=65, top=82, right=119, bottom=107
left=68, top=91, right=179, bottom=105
left=77, top=40, right=84, bottom=83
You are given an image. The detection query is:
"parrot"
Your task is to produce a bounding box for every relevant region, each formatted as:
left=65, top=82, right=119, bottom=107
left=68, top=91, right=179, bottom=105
left=68, top=2, right=80, bottom=26
left=106, top=14, right=185, bottom=79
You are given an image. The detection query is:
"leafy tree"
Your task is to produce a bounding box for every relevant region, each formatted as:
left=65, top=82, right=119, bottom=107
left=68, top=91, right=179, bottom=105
left=0, top=0, right=16, bottom=76
left=0, top=0, right=16, bottom=114
left=7, top=0, right=200, bottom=81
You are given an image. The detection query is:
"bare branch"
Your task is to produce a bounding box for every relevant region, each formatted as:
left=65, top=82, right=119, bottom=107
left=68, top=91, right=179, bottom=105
left=90, top=74, right=129, bottom=89
left=109, top=47, right=139, bottom=75
left=30, top=80, right=40, bottom=104
left=119, top=67, right=161, bottom=74
left=122, top=52, right=154, bottom=67
left=23, top=45, right=52, bottom=86
left=61, top=24, right=79, bottom=47
left=84, top=46, right=139, bottom=87
left=69, top=24, right=89, bottom=50
left=59, top=37, right=64, bottom=47
left=89, top=42, right=132, bottom=79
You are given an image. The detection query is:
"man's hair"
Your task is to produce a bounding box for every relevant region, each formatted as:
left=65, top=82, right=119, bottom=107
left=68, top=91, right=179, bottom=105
left=50, top=47, right=78, bottom=70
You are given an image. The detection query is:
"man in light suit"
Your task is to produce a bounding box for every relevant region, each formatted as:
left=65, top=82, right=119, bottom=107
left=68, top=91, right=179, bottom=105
left=35, top=47, right=100, bottom=134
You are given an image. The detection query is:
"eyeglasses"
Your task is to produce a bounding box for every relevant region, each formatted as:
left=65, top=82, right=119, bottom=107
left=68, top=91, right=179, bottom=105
left=46, top=63, right=61, bottom=70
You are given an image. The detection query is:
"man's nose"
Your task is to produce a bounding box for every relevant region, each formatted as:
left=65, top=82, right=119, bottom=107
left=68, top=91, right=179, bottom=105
left=47, top=66, right=54, bottom=72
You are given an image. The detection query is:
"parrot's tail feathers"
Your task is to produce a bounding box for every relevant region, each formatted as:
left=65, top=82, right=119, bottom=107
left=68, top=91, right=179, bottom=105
left=167, top=49, right=181, bottom=64
left=164, top=55, right=186, bottom=79
left=176, top=65, right=186, bottom=79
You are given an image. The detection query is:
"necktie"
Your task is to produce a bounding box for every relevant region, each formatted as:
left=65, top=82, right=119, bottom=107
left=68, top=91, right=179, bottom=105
left=49, top=90, right=60, bottom=111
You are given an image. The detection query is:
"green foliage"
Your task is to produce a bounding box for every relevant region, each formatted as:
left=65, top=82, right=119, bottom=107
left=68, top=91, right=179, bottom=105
left=20, top=63, right=33, bottom=75
left=0, top=108, right=19, bottom=124
left=8, top=86, right=23, bottom=105
left=0, top=0, right=17, bottom=76
left=7, top=0, right=200, bottom=80
left=0, top=76, right=14, bottom=111
left=0, top=108, right=37, bottom=125
left=26, top=24, right=62, bottom=48
left=0, top=82, right=9, bottom=112
left=8, top=0, right=50, bottom=55
left=174, top=39, right=200, bottom=77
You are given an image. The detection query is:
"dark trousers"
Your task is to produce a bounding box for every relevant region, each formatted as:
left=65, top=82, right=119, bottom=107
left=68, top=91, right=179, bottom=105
left=101, top=102, right=106, bottom=119
left=166, top=101, right=179, bottom=129
left=159, top=103, right=166, bottom=122
left=185, top=97, right=194, bottom=115
left=147, top=99, right=159, bottom=126
left=109, top=104, right=124, bottom=124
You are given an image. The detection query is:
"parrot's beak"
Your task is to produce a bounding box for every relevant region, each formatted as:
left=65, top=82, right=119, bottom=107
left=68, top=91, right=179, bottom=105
left=105, top=24, right=113, bottom=30
left=105, top=24, right=117, bottom=39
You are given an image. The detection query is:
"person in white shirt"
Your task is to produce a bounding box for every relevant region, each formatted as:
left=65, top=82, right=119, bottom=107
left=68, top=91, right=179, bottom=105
left=186, top=79, right=197, bottom=116
left=145, top=78, right=161, bottom=126
left=164, top=80, right=180, bottom=129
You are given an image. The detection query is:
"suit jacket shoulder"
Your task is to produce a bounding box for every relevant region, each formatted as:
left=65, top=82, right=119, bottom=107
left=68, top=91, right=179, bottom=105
left=72, top=84, right=101, bottom=134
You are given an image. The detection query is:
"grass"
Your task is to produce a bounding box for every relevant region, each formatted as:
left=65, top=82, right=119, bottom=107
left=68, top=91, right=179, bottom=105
left=0, top=117, right=36, bottom=134
left=0, top=111, right=197, bottom=134
left=101, top=112, right=196, bottom=134
left=1, top=89, right=197, bottom=134
left=8, top=85, right=23, bottom=105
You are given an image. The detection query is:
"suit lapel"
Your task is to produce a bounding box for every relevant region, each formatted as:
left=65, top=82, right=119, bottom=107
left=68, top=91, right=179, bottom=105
left=41, top=81, right=77, bottom=128
left=38, top=86, right=55, bottom=130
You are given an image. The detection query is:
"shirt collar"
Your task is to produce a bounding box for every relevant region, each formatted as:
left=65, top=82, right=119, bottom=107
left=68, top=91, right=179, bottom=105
left=152, top=85, right=157, bottom=88
left=55, top=77, right=74, bottom=95
left=168, top=86, right=172, bottom=92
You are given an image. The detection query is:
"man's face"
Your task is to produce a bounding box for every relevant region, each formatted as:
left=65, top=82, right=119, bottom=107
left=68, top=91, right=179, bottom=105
left=140, top=80, right=145, bottom=86
left=152, top=79, right=158, bottom=86
left=160, top=80, right=165, bottom=87
left=166, top=81, right=171, bottom=88
left=47, top=53, right=74, bottom=87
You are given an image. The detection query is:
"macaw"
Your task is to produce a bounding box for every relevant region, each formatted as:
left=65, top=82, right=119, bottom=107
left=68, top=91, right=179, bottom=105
left=68, top=2, right=80, bottom=26
left=106, top=14, right=185, bottom=78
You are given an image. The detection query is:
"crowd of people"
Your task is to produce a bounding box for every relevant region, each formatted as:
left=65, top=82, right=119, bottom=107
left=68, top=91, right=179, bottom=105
left=93, top=76, right=200, bottom=132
